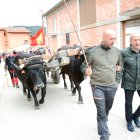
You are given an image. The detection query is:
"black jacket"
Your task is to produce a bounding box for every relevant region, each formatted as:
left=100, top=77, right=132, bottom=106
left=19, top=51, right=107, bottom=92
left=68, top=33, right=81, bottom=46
left=6, top=56, right=15, bottom=70
left=121, top=46, right=140, bottom=90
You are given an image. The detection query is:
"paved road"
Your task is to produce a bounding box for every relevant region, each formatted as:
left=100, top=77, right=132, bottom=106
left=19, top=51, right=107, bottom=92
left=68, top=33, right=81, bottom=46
left=0, top=69, right=139, bottom=140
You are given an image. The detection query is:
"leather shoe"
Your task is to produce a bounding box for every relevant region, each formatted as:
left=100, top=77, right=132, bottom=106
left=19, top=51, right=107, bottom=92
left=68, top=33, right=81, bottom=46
left=133, top=114, right=140, bottom=127
left=108, top=130, right=111, bottom=136
left=127, top=123, right=134, bottom=132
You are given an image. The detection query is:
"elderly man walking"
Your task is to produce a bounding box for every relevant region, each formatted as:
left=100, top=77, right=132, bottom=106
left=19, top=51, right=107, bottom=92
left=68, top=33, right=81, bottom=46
left=81, top=30, right=122, bottom=140
left=121, top=32, right=140, bottom=132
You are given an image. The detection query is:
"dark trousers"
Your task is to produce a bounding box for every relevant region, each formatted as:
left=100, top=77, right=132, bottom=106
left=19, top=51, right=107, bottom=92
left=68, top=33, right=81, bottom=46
left=8, top=70, right=18, bottom=86
left=124, top=89, right=140, bottom=123
left=91, top=84, right=117, bottom=140
left=8, top=70, right=17, bottom=79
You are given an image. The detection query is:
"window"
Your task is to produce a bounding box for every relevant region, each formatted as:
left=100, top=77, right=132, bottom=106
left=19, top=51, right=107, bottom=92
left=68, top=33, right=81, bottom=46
left=46, top=19, right=48, bottom=33
left=79, top=0, right=96, bottom=27
left=53, top=18, right=57, bottom=33
left=66, top=33, right=70, bottom=44
left=124, top=19, right=140, bottom=48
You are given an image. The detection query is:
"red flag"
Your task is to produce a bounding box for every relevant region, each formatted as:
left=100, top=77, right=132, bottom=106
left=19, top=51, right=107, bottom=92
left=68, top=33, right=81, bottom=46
left=30, top=27, right=45, bottom=46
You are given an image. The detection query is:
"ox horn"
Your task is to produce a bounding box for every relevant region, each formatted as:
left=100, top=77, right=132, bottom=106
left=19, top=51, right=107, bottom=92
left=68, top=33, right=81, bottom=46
left=19, top=64, right=26, bottom=69
left=10, top=62, right=21, bottom=71
left=25, top=55, right=43, bottom=62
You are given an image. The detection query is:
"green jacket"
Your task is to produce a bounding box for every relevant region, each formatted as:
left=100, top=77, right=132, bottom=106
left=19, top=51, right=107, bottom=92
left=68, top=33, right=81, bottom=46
left=80, top=44, right=122, bottom=86
left=121, top=46, right=140, bottom=90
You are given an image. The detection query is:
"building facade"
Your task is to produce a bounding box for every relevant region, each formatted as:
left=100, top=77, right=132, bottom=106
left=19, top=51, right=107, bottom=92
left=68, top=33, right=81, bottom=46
left=43, top=0, right=140, bottom=51
left=0, top=27, right=30, bottom=52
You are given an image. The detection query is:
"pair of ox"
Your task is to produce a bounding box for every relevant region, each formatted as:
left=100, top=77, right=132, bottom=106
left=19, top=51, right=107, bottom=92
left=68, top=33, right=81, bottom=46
left=12, top=53, right=46, bottom=109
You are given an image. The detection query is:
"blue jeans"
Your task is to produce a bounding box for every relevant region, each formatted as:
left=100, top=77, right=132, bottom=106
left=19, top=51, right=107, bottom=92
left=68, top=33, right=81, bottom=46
left=91, top=84, right=117, bottom=140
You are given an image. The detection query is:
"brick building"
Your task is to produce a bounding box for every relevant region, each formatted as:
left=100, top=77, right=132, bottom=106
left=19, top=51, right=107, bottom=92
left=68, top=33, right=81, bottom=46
left=43, top=0, right=140, bottom=51
left=0, top=27, right=30, bottom=52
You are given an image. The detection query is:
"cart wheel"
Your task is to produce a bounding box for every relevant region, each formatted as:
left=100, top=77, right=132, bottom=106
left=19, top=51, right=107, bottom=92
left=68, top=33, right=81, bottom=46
left=53, top=71, right=60, bottom=84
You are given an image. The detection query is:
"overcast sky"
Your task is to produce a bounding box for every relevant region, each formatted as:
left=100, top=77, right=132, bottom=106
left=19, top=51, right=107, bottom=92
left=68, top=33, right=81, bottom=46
left=0, top=0, right=61, bottom=27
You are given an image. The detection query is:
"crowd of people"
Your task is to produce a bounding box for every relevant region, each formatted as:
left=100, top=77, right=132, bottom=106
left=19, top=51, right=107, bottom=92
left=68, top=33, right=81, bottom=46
left=0, top=45, right=50, bottom=88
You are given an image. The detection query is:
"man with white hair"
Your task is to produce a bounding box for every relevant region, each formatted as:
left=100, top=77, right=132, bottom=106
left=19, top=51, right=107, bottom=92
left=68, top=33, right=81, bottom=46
left=81, top=30, right=122, bottom=140
left=121, top=32, right=140, bottom=132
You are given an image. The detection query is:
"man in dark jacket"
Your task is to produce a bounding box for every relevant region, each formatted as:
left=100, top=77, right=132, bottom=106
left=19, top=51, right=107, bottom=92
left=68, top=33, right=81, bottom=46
left=81, top=30, right=122, bottom=140
left=121, top=32, right=140, bottom=132
left=5, top=52, right=19, bottom=88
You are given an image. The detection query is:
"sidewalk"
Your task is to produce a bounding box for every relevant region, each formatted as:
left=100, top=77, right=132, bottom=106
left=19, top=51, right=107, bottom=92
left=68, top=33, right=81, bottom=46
left=0, top=60, right=7, bottom=95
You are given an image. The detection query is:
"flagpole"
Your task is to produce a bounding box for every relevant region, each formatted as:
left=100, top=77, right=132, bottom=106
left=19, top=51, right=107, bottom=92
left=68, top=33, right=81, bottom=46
left=40, top=10, right=45, bottom=46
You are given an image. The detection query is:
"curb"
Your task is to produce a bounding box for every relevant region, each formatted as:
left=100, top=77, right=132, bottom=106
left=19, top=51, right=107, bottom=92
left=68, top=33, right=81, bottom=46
left=0, top=75, right=6, bottom=101
left=0, top=61, right=7, bottom=99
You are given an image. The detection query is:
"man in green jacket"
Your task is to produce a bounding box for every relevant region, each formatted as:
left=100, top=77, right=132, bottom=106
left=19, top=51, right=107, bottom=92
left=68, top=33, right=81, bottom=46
left=80, top=30, right=122, bottom=140
left=121, top=32, right=140, bottom=132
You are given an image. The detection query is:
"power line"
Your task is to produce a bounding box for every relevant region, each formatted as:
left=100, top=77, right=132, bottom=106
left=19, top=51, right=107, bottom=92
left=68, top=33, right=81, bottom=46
left=32, top=0, right=42, bottom=13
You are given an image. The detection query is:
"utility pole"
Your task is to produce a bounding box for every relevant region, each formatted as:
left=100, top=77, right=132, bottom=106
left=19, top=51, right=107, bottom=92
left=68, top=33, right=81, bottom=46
left=40, top=10, right=44, bottom=27
left=40, top=10, right=45, bottom=46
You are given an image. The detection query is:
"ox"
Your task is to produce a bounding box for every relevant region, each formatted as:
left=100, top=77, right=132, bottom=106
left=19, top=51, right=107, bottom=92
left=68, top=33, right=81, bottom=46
left=12, top=53, right=46, bottom=109
left=58, top=45, right=85, bottom=104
